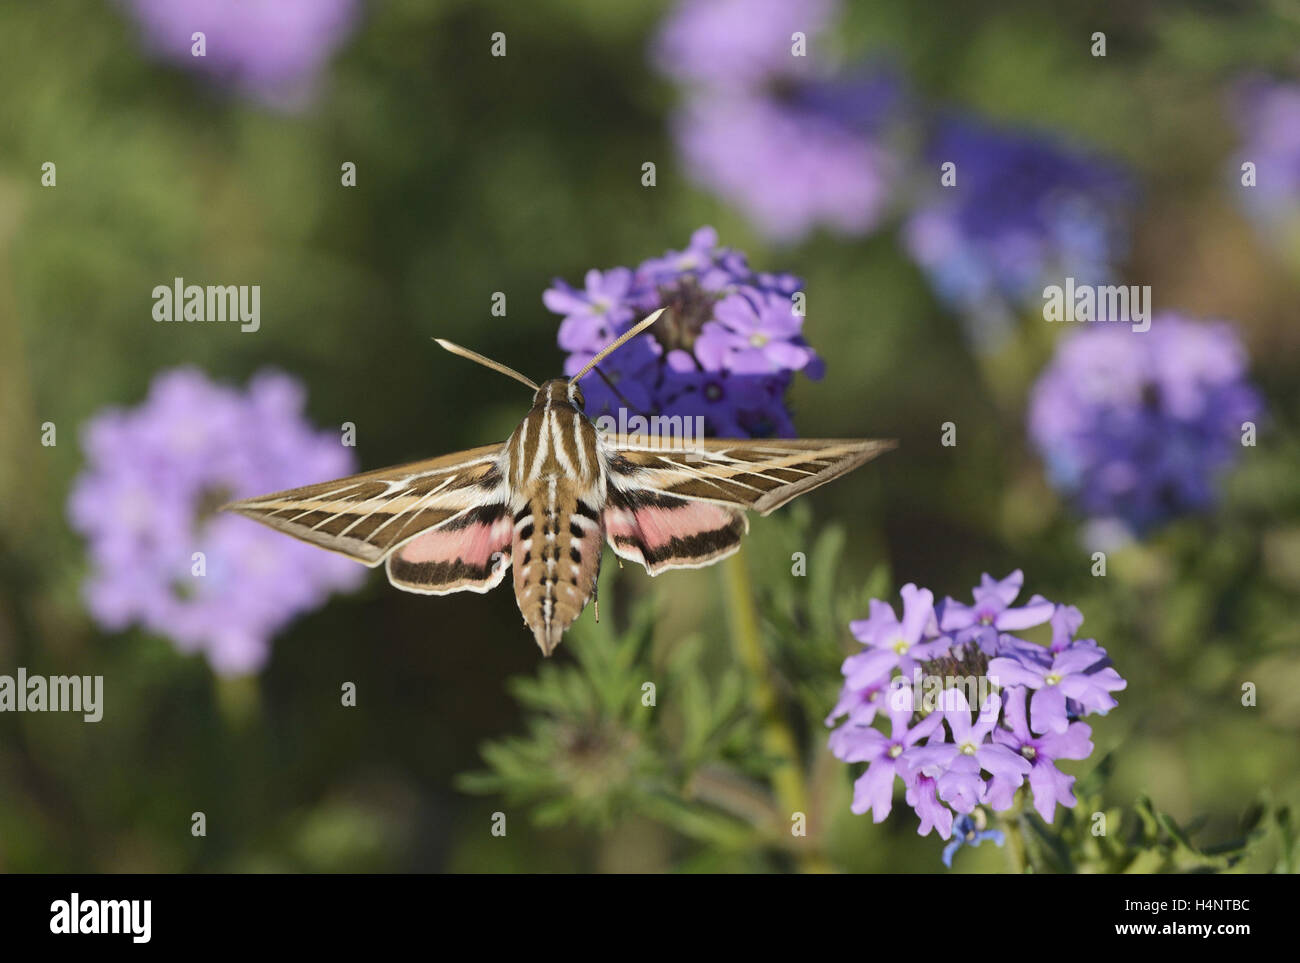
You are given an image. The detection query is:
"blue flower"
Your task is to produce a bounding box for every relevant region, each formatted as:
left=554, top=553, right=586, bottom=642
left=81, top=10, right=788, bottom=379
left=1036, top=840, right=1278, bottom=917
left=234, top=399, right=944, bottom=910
left=903, top=115, right=1134, bottom=348
left=942, top=814, right=1006, bottom=868
left=1028, top=315, right=1263, bottom=533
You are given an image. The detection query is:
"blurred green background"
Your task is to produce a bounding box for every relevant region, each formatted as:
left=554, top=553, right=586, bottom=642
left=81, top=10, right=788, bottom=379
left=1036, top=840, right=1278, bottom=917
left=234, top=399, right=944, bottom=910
left=0, top=0, right=1297, bottom=872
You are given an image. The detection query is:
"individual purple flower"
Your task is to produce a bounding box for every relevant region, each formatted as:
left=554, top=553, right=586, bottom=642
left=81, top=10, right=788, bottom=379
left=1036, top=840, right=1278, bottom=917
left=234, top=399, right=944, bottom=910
left=545, top=227, right=820, bottom=437
left=842, top=585, right=948, bottom=689
left=903, top=115, right=1133, bottom=348
left=989, top=644, right=1126, bottom=735
left=942, top=814, right=1005, bottom=868
left=1049, top=604, right=1085, bottom=653
left=825, top=675, right=889, bottom=729
left=119, top=0, right=361, bottom=110
left=829, top=700, right=943, bottom=822
left=69, top=367, right=364, bottom=675
left=1028, top=315, right=1263, bottom=533
left=939, top=570, right=1055, bottom=654
left=988, top=687, right=1094, bottom=823
left=696, top=292, right=816, bottom=374
left=907, top=773, right=954, bottom=841
left=548, top=268, right=638, bottom=353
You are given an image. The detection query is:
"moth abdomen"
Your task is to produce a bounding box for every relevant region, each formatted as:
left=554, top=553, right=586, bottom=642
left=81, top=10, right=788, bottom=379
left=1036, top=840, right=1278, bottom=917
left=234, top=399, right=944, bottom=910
left=511, top=485, right=604, bottom=656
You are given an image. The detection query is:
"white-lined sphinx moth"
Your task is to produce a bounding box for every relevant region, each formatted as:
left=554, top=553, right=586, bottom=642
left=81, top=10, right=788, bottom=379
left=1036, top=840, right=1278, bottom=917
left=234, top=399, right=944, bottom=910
left=225, top=311, right=894, bottom=654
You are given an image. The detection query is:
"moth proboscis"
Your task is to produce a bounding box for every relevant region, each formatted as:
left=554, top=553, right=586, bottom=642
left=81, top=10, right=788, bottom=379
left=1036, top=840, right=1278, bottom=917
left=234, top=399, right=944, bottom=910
left=224, top=309, right=895, bottom=655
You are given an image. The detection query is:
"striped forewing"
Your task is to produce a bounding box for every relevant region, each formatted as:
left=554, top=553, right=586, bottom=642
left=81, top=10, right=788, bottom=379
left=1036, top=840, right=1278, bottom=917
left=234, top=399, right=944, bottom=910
left=223, top=443, right=507, bottom=566
left=605, top=436, right=896, bottom=516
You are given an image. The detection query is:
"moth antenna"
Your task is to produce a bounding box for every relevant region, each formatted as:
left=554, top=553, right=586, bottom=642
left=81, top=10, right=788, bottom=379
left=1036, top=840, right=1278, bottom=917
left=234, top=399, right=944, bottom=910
left=568, top=308, right=665, bottom=386
left=433, top=339, right=539, bottom=391
left=591, top=364, right=651, bottom=419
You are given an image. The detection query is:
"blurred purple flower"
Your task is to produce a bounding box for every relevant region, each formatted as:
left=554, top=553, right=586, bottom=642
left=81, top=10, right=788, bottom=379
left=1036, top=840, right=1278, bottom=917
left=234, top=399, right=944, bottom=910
left=119, top=0, right=361, bottom=110
left=546, top=227, right=820, bottom=437
left=1028, top=315, right=1262, bottom=534
left=654, top=0, right=902, bottom=243
left=69, top=367, right=364, bottom=675
left=651, top=0, right=836, bottom=91
left=671, top=86, right=899, bottom=243
left=903, top=116, right=1134, bottom=348
left=828, top=573, right=1123, bottom=863
left=1229, top=76, right=1300, bottom=247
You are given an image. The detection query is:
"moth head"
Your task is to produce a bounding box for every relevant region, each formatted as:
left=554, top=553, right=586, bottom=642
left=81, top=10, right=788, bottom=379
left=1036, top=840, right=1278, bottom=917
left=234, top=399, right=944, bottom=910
left=534, top=378, right=582, bottom=410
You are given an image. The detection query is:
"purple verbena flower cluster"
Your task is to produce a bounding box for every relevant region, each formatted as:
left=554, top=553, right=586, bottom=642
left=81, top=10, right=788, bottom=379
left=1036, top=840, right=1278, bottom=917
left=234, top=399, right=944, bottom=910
left=1028, top=315, right=1263, bottom=534
left=653, top=0, right=900, bottom=243
left=903, top=116, right=1134, bottom=349
left=545, top=227, right=821, bottom=437
left=69, top=367, right=364, bottom=675
left=827, top=572, right=1124, bottom=862
left=120, top=0, right=361, bottom=111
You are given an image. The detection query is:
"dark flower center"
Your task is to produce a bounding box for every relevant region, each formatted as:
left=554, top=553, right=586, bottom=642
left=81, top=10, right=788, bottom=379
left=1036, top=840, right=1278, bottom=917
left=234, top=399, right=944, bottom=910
left=914, top=646, right=994, bottom=720
left=172, top=484, right=234, bottom=601
left=920, top=647, right=991, bottom=681
left=195, top=484, right=234, bottom=523
left=655, top=277, right=720, bottom=353
left=739, top=411, right=779, bottom=438
left=1140, top=381, right=1163, bottom=410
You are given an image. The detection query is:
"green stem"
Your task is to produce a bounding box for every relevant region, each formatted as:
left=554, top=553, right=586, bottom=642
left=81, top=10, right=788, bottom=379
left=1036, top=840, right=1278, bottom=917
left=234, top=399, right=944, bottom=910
left=997, top=801, right=1029, bottom=874
left=215, top=673, right=261, bottom=729
left=721, top=549, right=832, bottom=873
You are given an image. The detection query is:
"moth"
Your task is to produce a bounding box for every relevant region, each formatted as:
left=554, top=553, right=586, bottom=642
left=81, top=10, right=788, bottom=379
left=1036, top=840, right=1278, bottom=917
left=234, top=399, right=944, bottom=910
left=225, top=310, right=894, bottom=655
